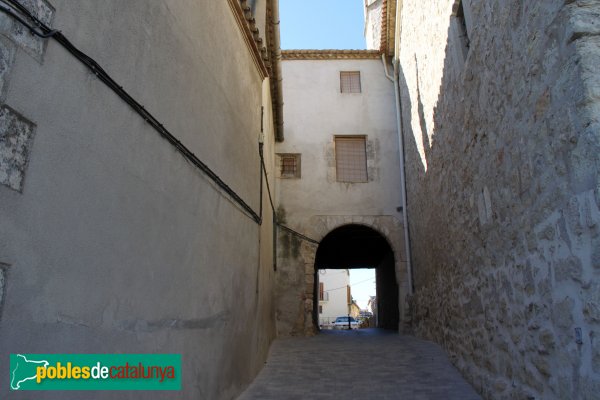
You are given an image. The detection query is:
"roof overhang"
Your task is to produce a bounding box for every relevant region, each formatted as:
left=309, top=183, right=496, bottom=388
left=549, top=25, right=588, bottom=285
left=282, top=49, right=381, bottom=61
left=379, top=0, right=397, bottom=57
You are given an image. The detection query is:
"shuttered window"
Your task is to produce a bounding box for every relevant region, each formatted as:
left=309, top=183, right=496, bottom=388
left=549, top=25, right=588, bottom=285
left=340, top=71, right=361, bottom=93
left=335, top=136, right=368, bottom=183
left=319, top=282, right=325, bottom=301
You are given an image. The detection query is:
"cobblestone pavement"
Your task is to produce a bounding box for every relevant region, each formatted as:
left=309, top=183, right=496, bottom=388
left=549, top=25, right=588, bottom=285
left=238, top=329, right=482, bottom=400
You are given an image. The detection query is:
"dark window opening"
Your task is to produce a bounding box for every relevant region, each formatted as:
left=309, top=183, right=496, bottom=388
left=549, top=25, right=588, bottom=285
left=455, top=1, right=470, bottom=51
left=278, top=153, right=301, bottom=178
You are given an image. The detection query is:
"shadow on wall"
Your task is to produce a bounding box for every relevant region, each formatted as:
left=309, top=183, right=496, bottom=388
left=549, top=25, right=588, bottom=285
left=398, top=1, right=600, bottom=399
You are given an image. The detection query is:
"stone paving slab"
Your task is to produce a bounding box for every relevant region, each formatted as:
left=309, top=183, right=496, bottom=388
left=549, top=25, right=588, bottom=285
left=238, top=329, right=481, bottom=400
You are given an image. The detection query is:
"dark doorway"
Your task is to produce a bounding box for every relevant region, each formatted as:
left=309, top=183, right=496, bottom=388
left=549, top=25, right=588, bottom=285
left=313, top=224, right=399, bottom=330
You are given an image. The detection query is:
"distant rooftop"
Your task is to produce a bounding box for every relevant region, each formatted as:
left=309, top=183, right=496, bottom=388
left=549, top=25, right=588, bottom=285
left=281, top=49, right=381, bottom=60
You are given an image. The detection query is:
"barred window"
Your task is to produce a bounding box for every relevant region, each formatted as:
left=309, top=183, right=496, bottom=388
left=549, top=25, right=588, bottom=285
left=278, top=153, right=301, bottom=178
left=335, top=136, right=367, bottom=183
left=340, top=71, right=361, bottom=93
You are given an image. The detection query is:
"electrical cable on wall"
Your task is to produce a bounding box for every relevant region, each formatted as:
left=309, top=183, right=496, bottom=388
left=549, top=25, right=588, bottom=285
left=324, top=277, right=374, bottom=293
left=0, top=0, right=320, bottom=247
left=258, top=143, right=320, bottom=245
left=0, top=0, right=261, bottom=223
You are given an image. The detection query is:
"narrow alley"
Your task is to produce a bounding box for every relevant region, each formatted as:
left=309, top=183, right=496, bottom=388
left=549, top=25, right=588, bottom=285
left=239, top=329, right=481, bottom=399
left=1, top=0, right=599, bottom=398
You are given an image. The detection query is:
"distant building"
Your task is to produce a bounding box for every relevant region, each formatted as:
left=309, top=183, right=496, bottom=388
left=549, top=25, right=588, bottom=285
left=367, top=296, right=378, bottom=326
left=318, top=269, right=352, bottom=327
left=349, top=300, right=361, bottom=319
left=274, top=48, right=407, bottom=336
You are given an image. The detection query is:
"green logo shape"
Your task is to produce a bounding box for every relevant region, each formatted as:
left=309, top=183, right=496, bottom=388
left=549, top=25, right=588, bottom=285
left=10, top=354, right=181, bottom=391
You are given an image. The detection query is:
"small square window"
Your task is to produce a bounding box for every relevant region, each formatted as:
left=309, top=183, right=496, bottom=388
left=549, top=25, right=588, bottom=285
left=278, top=153, right=301, bottom=179
left=340, top=71, right=361, bottom=93
left=335, top=136, right=367, bottom=183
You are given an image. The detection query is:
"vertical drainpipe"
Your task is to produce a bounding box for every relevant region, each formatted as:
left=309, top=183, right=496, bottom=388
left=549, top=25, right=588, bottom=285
left=270, top=0, right=284, bottom=142
left=381, top=53, right=414, bottom=295
left=268, top=0, right=283, bottom=270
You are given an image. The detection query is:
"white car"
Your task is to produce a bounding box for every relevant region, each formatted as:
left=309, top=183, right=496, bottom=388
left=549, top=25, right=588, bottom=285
left=332, top=316, right=360, bottom=330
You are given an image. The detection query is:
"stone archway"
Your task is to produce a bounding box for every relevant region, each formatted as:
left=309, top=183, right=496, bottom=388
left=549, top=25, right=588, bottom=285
left=275, top=215, right=407, bottom=336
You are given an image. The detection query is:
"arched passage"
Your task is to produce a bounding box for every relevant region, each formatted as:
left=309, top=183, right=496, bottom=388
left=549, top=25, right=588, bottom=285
left=313, top=224, right=399, bottom=330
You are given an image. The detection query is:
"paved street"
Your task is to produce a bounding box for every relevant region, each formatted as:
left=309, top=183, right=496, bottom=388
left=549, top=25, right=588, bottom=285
left=238, top=329, right=481, bottom=400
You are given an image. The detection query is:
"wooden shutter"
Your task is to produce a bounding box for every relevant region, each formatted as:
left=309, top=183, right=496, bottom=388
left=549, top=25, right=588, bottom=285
left=340, top=71, right=361, bottom=93
left=335, top=137, right=368, bottom=182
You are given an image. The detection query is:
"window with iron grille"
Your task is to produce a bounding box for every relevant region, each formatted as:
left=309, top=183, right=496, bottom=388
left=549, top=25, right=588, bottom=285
left=278, top=153, right=301, bottom=178
left=335, top=136, right=367, bottom=183
left=340, top=71, right=361, bottom=93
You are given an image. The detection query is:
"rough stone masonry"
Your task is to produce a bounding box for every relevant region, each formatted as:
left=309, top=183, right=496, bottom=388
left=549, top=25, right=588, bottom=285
left=398, top=0, right=600, bottom=399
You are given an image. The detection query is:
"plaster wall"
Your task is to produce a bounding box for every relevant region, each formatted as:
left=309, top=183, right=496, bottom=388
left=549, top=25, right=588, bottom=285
left=274, top=58, right=406, bottom=336
left=397, top=0, right=600, bottom=398
left=318, top=269, right=350, bottom=325
left=0, top=1, right=276, bottom=399
left=364, top=0, right=384, bottom=51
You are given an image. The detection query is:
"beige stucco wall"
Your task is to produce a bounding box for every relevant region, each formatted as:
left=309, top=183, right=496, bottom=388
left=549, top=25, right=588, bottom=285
left=397, top=0, right=600, bottom=398
left=0, top=1, right=277, bottom=398
left=274, top=58, right=407, bottom=336
left=318, top=269, right=350, bottom=326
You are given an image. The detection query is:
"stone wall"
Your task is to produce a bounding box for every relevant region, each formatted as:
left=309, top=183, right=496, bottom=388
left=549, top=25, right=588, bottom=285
left=398, top=0, right=600, bottom=398
left=275, top=214, right=406, bottom=336
left=0, top=1, right=277, bottom=399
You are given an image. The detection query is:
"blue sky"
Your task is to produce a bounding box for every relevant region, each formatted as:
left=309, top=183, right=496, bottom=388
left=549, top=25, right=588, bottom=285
left=349, top=269, right=376, bottom=310
left=279, top=0, right=366, bottom=50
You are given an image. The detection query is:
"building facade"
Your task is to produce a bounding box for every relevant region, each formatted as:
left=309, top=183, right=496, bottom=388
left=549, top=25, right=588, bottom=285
left=318, top=269, right=351, bottom=327
left=0, top=1, right=281, bottom=398
left=274, top=51, right=407, bottom=336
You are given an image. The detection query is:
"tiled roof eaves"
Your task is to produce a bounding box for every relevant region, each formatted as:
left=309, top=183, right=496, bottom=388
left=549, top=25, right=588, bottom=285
left=281, top=50, right=381, bottom=61
left=227, top=0, right=269, bottom=78
left=379, top=0, right=388, bottom=54
left=379, top=0, right=397, bottom=56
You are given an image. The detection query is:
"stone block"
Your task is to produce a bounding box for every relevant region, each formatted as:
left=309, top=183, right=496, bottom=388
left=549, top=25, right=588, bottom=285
left=0, top=37, right=15, bottom=99
left=0, top=264, right=5, bottom=318
left=0, top=104, right=36, bottom=192
left=0, top=0, right=54, bottom=61
left=592, top=330, right=600, bottom=373
left=583, top=283, right=600, bottom=323
left=552, top=297, right=575, bottom=331
left=554, top=256, right=583, bottom=283
left=538, top=329, right=556, bottom=354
